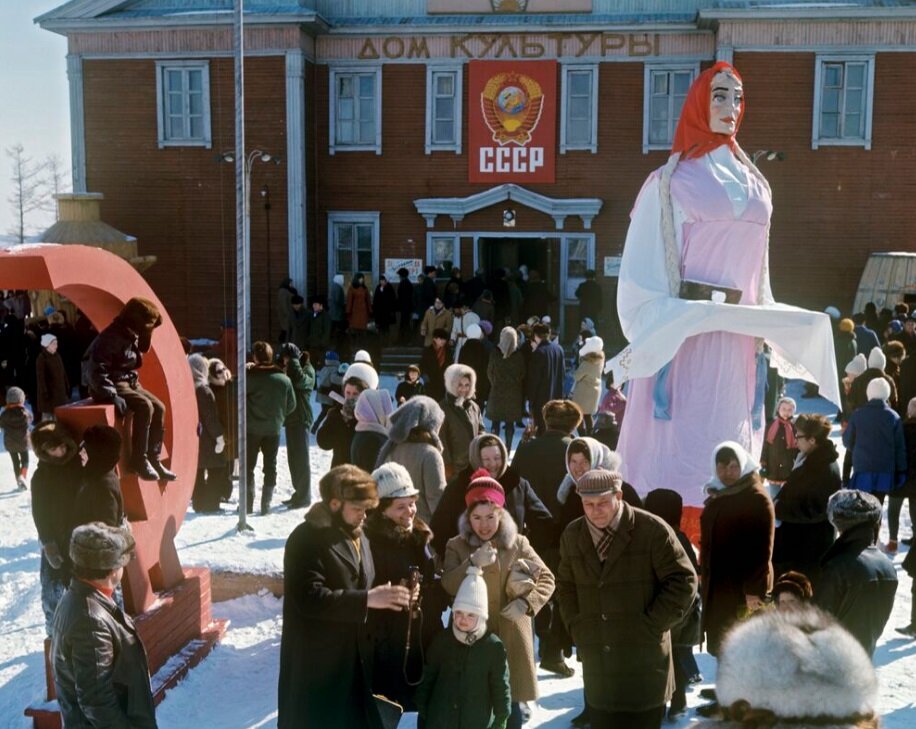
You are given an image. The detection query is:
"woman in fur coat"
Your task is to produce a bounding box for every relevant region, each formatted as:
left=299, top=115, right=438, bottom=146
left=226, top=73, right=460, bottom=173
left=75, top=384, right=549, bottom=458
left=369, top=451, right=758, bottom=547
left=439, top=363, right=483, bottom=479
left=374, top=395, right=447, bottom=524
left=208, top=358, right=236, bottom=503
left=441, top=471, right=555, bottom=729
left=189, top=354, right=227, bottom=513
left=487, top=327, right=526, bottom=448
left=571, top=336, right=604, bottom=434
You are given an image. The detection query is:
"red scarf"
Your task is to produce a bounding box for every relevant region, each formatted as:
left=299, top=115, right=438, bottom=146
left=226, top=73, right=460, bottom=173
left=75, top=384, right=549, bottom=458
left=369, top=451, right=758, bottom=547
left=766, top=417, right=797, bottom=449
left=671, top=61, right=745, bottom=160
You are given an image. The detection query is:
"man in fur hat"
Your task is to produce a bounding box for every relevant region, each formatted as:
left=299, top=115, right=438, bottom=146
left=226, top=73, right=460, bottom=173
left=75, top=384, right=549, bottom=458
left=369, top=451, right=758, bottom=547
left=52, top=522, right=157, bottom=728
left=278, top=465, right=415, bottom=729
left=86, top=297, right=176, bottom=482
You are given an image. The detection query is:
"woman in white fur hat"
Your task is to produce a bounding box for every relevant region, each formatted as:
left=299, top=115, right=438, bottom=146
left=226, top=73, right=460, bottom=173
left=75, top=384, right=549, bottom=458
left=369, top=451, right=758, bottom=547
left=571, top=336, right=605, bottom=435
left=696, top=606, right=880, bottom=729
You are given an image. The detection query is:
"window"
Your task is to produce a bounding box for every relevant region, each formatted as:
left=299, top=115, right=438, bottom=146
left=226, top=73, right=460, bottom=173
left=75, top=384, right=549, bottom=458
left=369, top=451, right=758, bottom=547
left=561, top=65, right=598, bottom=153
left=813, top=56, right=874, bottom=150
left=329, top=68, right=382, bottom=154
left=327, top=212, right=380, bottom=285
left=643, top=65, right=697, bottom=153
left=426, top=67, right=462, bottom=154
left=427, top=233, right=460, bottom=272
left=562, top=235, right=595, bottom=301
left=155, top=61, right=211, bottom=148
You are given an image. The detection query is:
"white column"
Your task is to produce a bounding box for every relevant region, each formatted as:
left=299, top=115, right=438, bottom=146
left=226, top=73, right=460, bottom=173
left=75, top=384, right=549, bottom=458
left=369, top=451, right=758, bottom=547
left=67, top=54, right=86, bottom=192
left=285, top=50, right=307, bottom=295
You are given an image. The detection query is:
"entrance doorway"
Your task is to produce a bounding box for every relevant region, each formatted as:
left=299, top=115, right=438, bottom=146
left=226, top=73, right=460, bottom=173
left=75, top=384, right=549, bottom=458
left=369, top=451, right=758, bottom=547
left=477, top=236, right=560, bottom=322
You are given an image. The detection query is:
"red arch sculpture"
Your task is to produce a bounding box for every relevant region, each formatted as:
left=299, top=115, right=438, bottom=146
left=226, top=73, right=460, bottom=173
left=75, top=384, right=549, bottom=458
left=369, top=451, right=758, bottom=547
left=2, top=245, right=224, bottom=728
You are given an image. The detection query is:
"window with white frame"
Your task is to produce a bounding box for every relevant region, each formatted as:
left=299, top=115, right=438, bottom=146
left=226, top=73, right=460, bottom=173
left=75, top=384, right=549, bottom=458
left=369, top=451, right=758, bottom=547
left=328, top=213, right=380, bottom=283
left=426, top=67, right=462, bottom=154
left=813, top=56, right=874, bottom=149
left=155, top=61, right=211, bottom=148
left=643, top=65, right=696, bottom=153
left=427, top=234, right=460, bottom=272
left=561, top=65, right=598, bottom=153
left=330, top=68, right=382, bottom=154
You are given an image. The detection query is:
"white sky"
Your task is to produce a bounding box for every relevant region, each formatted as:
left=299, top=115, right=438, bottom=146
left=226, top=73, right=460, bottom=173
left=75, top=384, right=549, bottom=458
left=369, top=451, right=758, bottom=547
left=0, top=1, right=71, bottom=238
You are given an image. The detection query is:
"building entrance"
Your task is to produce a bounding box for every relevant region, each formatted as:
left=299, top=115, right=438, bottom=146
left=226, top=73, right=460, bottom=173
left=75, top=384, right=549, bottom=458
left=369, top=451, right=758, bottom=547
left=476, top=235, right=560, bottom=322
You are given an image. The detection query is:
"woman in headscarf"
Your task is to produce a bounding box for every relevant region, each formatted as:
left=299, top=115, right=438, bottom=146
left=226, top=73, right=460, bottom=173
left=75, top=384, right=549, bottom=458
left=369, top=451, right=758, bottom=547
left=607, top=63, right=839, bottom=541
left=699, top=440, right=774, bottom=657
left=349, top=388, right=393, bottom=472
left=486, top=326, right=526, bottom=449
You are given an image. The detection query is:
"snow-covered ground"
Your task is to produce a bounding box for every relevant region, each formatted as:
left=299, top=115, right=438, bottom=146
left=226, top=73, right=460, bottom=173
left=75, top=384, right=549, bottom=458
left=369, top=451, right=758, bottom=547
left=2, top=380, right=915, bottom=728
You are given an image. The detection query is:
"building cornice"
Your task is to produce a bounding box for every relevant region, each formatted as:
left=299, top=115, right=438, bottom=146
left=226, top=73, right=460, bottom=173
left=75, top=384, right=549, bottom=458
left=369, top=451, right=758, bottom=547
left=698, top=5, right=916, bottom=29
left=37, top=12, right=329, bottom=37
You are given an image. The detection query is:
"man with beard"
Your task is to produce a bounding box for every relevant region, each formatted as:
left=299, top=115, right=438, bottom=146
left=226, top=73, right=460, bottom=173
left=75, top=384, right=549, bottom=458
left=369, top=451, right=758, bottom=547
left=278, top=465, right=414, bottom=729
left=365, top=463, right=439, bottom=710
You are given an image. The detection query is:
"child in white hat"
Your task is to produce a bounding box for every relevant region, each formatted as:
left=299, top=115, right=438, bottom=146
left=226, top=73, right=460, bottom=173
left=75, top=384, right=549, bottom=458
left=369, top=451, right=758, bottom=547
left=416, top=565, right=511, bottom=729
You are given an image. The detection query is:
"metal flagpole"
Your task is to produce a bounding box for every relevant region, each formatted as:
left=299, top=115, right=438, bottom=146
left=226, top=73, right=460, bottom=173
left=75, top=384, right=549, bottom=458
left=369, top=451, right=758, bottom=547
left=234, top=0, right=252, bottom=532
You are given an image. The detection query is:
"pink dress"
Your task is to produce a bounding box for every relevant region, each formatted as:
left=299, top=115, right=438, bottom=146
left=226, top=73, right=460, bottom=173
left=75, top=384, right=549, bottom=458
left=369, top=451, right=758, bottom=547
left=617, top=154, right=772, bottom=507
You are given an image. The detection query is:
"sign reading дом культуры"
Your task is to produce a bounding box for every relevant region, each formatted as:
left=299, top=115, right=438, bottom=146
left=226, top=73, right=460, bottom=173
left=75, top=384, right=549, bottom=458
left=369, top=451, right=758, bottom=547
left=429, top=0, right=591, bottom=12
left=468, top=60, right=557, bottom=184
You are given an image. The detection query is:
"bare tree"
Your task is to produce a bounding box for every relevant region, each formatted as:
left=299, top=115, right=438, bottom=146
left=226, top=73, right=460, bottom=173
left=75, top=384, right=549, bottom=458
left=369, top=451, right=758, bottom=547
left=6, top=144, right=48, bottom=244
left=41, top=154, right=69, bottom=216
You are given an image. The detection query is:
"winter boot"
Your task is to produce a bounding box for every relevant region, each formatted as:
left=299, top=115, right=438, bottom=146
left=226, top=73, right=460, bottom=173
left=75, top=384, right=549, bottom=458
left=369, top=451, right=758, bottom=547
left=17, top=467, right=27, bottom=491
left=149, top=455, right=177, bottom=482
left=131, top=456, right=160, bottom=481
left=260, top=487, right=274, bottom=516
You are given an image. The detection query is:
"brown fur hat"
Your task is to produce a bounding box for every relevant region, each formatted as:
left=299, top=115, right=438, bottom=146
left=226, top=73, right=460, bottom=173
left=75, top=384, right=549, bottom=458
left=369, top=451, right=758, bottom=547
left=31, top=420, right=79, bottom=464
left=543, top=399, right=583, bottom=433
left=118, top=297, right=162, bottom=331
left=319, top=464, right=379, bottom=507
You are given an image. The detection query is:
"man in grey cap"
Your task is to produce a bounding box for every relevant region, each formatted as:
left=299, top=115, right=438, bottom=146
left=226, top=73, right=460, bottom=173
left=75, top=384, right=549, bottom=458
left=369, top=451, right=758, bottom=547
left=51, top=522, right=157, bottom=728
left=556, top=469, right=696, bottom=729
left=816, top=488, right=897, bottom=657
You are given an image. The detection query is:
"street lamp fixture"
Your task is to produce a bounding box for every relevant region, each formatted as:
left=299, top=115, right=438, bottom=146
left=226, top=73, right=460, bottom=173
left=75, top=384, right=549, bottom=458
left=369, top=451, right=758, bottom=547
left=752, top=149, right=786, bottom=164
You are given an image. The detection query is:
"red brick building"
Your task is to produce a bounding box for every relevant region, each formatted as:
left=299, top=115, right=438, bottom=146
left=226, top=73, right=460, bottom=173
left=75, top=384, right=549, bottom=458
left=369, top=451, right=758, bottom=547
left=38, top=0, right=916, bottom=341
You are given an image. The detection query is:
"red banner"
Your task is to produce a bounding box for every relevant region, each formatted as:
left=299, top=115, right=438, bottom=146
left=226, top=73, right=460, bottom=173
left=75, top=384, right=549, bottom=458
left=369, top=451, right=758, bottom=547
left=468, top=60, right=557, bottom=184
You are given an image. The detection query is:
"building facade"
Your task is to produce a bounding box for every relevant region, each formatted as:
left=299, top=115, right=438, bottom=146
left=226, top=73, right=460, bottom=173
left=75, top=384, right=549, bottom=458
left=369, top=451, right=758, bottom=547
left=38, top=0, right=916, bottom=340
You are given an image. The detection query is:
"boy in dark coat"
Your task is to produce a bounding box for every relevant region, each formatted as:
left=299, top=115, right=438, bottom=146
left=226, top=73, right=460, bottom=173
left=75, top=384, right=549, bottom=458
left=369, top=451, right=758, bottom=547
left=278, top=465, right=412, bottom=729
left=73, top=424, right=125, bottom=529
left=86, top=297, right=175, bottom=482
left=815, top=489, right=897, bottom=657
left=420, top=328, right=451, bottom=402
left=0, top=385, right=31, bottom=490
left=30, top=420, right=82, bottom=635
left=395, top=364, right=425, bottom=404
left=415, top=563, right=511, bottom=729
left=36, top=333, right=70, bottom=418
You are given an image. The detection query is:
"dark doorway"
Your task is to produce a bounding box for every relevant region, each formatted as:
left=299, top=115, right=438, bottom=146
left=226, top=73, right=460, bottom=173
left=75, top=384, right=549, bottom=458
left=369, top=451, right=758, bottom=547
left=478, top=236, right=560, bottom=323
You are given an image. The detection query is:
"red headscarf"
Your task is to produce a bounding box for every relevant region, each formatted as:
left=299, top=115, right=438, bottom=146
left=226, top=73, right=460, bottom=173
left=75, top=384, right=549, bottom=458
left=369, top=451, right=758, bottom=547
left=671, top=61, right=744, bottom=160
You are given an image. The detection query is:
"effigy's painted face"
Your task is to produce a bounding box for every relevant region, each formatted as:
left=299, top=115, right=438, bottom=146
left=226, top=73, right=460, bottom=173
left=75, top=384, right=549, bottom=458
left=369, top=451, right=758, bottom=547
left=709, top=71, right=743, bottom=135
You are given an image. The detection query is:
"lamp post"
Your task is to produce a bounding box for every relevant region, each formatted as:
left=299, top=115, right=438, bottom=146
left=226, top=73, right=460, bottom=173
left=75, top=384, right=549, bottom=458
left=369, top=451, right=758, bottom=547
left=261, top=184, right=272, bottom=339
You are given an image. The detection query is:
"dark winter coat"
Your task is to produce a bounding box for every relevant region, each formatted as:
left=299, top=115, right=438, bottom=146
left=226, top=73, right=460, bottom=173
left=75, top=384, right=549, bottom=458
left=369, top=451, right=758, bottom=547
left=373, top=283, right=397, bottom=328
left=486, top=348, right=526, bottom=423
left=854, top=325, right=880, bottom=361
left=36, top=349, right=70, bottom=414
left=511, top=429, right=573, bottom=529
left=523, top=281, right=553, bottom=320
left=439, top=394, right=482, bottom=474
left=397, top=279, right=414, bottom=315
left=30, top=422, right=81, bottom=566
left=211, top=379, right=238, bottom=461
left=395, top=379, right=424, bottom=404
left=330, top=280, right=347, bottom=323
left=699, top=473, right=774, bottom=656
left=575, top=279, right=603, bottom=322
left=843, top=398, right=906, bottom=488
left=900, top=420, right=916, bottom=498
left=900, top=356, right=916, bottom=419
left=351, top=430, right=387, bottom=472
left=364, top=511, right=439, bottom=708
left=773, top=441, right=841, bottom=576
left=86, top=317, right=148, bottom=403
left=458, top=339, right=491, bottom=404
left=834, top=329, right=857, bottom=378
left=305, top=310, right=331, bottom=350
left=278, top=502, right=382, bottom=729
left=195, top=381, right=226, bottom=470
left=283, top=358, right=315, bottom=429
left=420, top=277, right=438, bottom=311
left=760, top=418, right=798, bottom=482
left=414, top=630, right=510, bottom=729
left=74, top=442, right=125, bottom=530
left=0, top=405, right=30, bottom=452
left=288, top=307, right=309, bottom=350
left=526, top=339, right=565, bottom=411
left=347, top=285, right=372, bottom=330
left=420, top=345, right=450, bottom=402
left=848, top=368, right=898, bottom=412
left=557, top=503, right=697, bottom=712
left=316, top=406, right=356, bottom=467
left=52, top=580, right=157, bottom=729
left=246, top=364, right=296, bottom=437
left=815, top=522, right=897, bottom=657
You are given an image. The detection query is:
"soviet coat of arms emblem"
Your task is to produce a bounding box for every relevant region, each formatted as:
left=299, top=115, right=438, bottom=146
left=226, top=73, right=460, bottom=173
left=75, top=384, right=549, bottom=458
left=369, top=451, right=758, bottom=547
left=480, top=72, right=545, bottom=146
left=491, top=0, right=529, bottom=11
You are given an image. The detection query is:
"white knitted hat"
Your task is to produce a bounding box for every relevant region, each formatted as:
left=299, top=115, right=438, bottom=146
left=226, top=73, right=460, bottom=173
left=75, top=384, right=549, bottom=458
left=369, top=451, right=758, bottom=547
left=844, top=353, right=867, bottom=376
left=453, top=565, right=488, bottom=619
left=344, top=362, right=379, bottom=391
left=465, top=323, right=483, bottom=340
left=866, top=377, right=891, bottom=403
left=867, top=346, right=886, bottom=371
left=353, top=349, right=372, bottom=364
left=579, top=336, right=604, bottom=358
left=40, top=333, right=57, bottom=348
left=371, top=462, right=419, bottom=500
